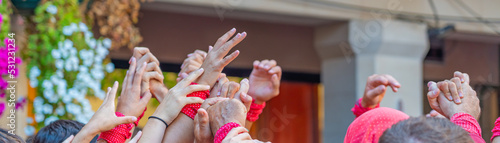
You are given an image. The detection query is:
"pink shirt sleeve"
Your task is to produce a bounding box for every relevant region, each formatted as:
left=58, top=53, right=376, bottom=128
left=450, top=112, right=485, bottom=143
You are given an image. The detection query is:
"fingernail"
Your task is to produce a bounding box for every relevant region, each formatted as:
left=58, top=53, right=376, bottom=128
left=459, top=92, right=463, bottom=98
left=242, top=78, right=248, bottom=82
left=115, top=81, right=118, bottom=84
left=126, top=70, right=129, bottom=74
left=242, top=32, right=247, bottom=36
left=231, top=28, right=236, bottom=32
left=108, top=87, right=111, bottom=91
left=455, top=98, right=461, bottom=103
left=131, top=57, right=136, bottom=62
left=199, top=68, right=204, bottom=72
left=129, top=57, right=132, bottom=64
left=188, top=54, right=193, bottom=57
left=217, top=92, right=221, bottom=96
left=448, top=95, right=452, bottom=100
left=143, top=62, right=147, bottom=66
left=236, top=33, right=241, bottom=38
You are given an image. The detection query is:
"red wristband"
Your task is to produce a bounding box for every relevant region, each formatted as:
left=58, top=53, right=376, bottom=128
left=98, top=112, right=134, bottom=143
left=181, top=83, right=210, bottom=119
left=352, top=98, right=379, bottom=117
left=246, top=100, right=266, bottom=122
left=214, top=122, right=241, bottom=143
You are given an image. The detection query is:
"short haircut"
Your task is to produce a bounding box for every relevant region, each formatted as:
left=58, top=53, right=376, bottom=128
left=33, top=120, right=97, bottom=143
left=379, top=116, right=473, bottom=143
left=0, top=128, right=24, bottom=143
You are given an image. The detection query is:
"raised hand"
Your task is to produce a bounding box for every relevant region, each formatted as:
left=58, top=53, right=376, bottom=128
left=153, top=68, right=210, bottom=124
left=117, top=57, right=152, bottom=118
left=196, top=28, right=247, bottom=87
left=248, top=60, right=282, bottom=104
left=178, top=50, right=207, bottom=82
left=72, top=82, right=138, bottom=143
left=435, top=72, right=480, bottom=119
left=139, top=68, right=210, bottom=143
left=361, top=74, right=401, bottom=108
left=131, top=47, right=168, bottom=102
left=427, top=71, right=470, bottom=116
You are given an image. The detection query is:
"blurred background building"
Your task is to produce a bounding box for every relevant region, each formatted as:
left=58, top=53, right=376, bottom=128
left=2, top=0, right=500, bottom=142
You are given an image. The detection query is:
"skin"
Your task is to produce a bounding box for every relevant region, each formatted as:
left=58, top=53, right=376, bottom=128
left=163, top=28, right=247, bottom=143
left=427, top=71, right=469, bottom=115
left=207, top=99, right=247, bottom=136
left=360, top=74, right=401, bottom=108
left=139, top=69, right=209, bottom=143
left=194, top=97, right=229, bottom=143
left=131, top=47, right=168, bottom=102
left=72, top=82, right=138, bottom=143
left=430, top=73, right=480, bottom=120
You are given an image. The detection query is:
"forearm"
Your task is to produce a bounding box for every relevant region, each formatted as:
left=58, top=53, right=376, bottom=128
left=162, top=114, right=195, bottom=143
left=245, top=121, right=254, bottom=130
left=139, top=119, right=167, bottom=143
left=73, top=125, right=99, bottom=143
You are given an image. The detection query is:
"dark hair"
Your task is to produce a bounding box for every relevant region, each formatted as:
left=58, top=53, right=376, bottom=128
left=33, top=120, right=97, bottom=143
left=379, top=116, right=473, bottom=143
left=0, top=128, right=24, bottom=143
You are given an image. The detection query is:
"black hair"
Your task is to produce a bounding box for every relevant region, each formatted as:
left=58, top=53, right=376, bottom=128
left=33, top=120, right=97, bottom=143
left=0, top=128, right=24, bottom=143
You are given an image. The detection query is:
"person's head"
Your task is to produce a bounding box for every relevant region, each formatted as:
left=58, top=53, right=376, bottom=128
left=379, top=116, right=473, bottom=143
left=0, top=128, right=24, bottom=143
left=33, top=120, right=96, bottom=143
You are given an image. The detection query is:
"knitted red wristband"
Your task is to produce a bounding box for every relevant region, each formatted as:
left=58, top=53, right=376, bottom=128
left=97, top=112, right=134, bottom=143
left=214, top=122, right=241, bottom=143
left=181, top=83, right=210, bottom=119
left=246, top=100, right=266, bottom=122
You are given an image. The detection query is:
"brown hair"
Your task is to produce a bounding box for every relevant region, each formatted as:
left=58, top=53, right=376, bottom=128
left=379, top=116, right=474, bottom=143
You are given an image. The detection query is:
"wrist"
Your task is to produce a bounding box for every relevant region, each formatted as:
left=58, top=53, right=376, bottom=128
left=254, top=99, right=265, bottom=105
left=81, top=123, right=101, bottom=137
left=153, top=86, right=168, bottom=102
left=361, top=97, right=376, bottom=108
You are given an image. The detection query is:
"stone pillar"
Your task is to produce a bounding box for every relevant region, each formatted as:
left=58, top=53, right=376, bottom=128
left=315, top=19, right=429, bottom=142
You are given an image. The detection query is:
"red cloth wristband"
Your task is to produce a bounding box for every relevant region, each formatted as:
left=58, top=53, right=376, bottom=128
left=97, top=112, right=134, bottom=143
left=214, top=122, right=241, bottom=143
left=351, top=98, right=379, bottom=117
left=491, top=117, right=500, bottom=141
left=181, top=83, right=210, bottom=119
left=246, top=100, right=266, bottom=122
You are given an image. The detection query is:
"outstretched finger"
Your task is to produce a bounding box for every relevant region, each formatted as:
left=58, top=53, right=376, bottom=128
left=133, top=62, right=148, bottom=87
left=214, top=28, right=237, bottom=49
left=454, top=71, right=466, bottom=83
left=126, top=57, right=137, bottom=88
left=220, top=50, right=240, bottom=67
left=178, top=68, right=205, bottom=87
left=116, top=116, right=138, bottom=125
left=140, top=90, right=153, bottom=106
left=105, top=81, right=119, bottom=106
left=219, top=32, right=246, bottom=56
left=235, top=78, right=249, bottom=101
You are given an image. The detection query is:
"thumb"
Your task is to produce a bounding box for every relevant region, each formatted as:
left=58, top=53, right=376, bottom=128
left=185, top=97, right=205, bottom=105
left=197, top=109, right=210, bottom=126
left=116, top=116, right=138, bottom=125
left=241, top=93, right=252, bottom=111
